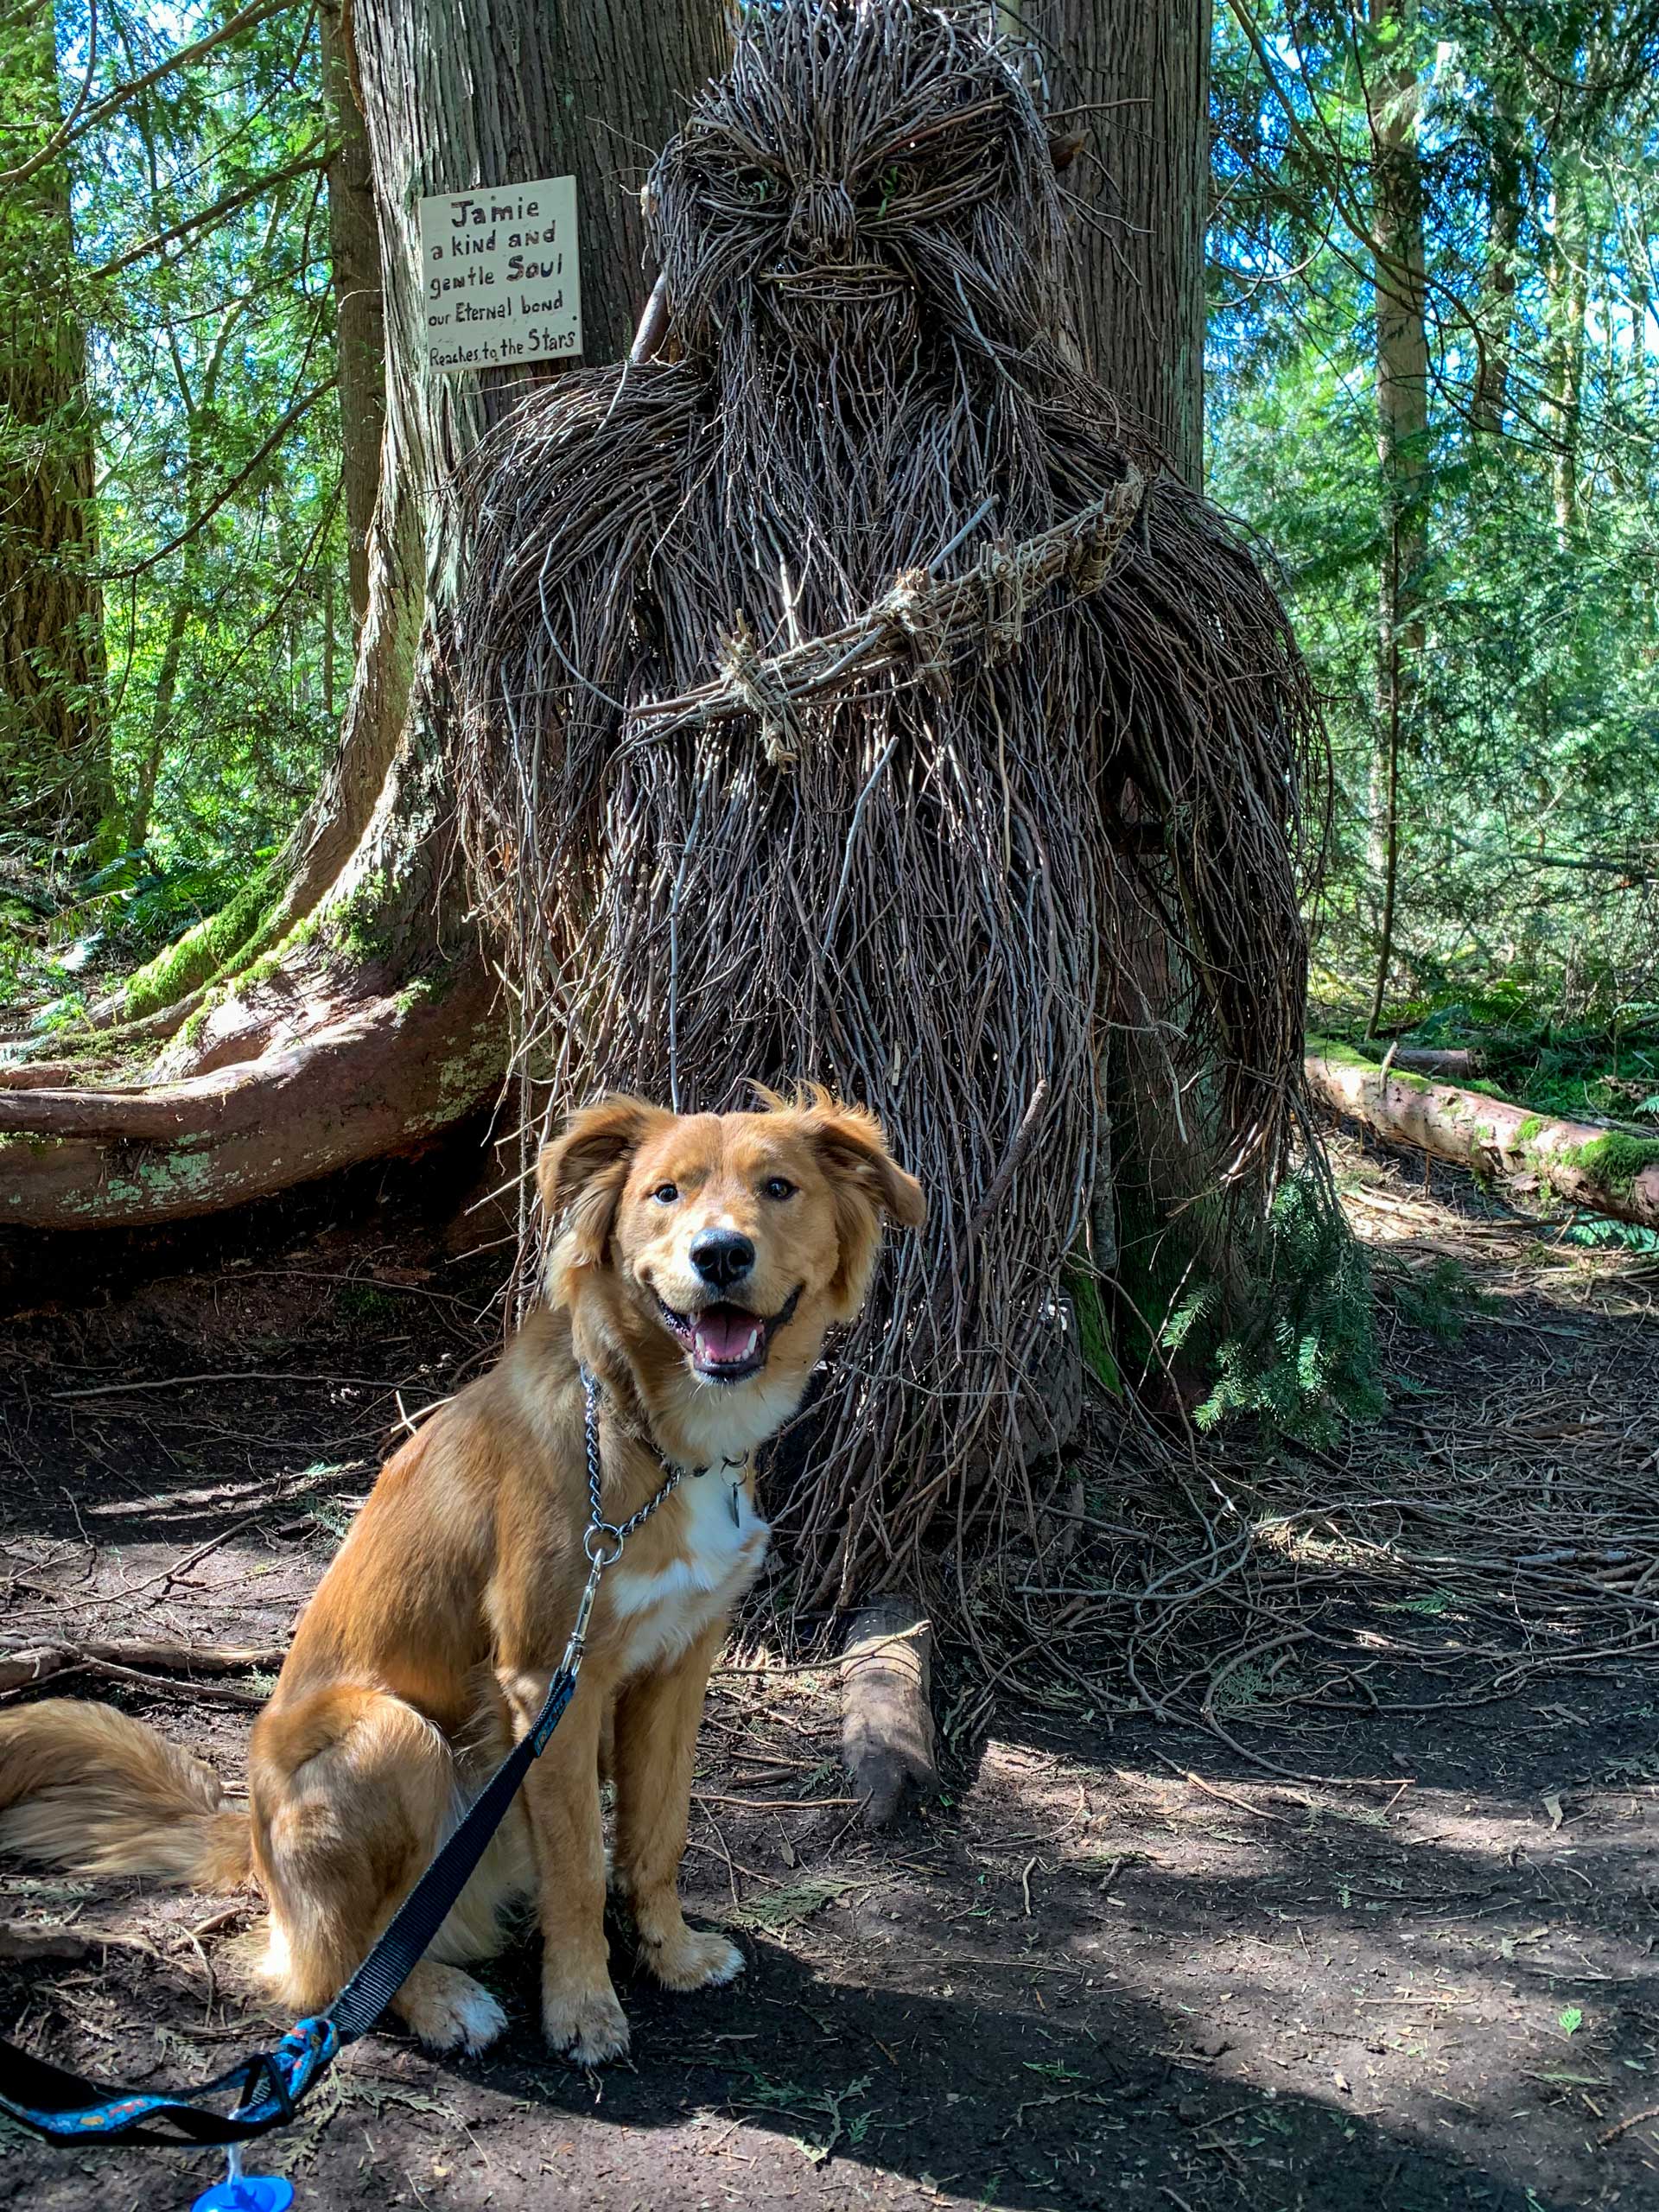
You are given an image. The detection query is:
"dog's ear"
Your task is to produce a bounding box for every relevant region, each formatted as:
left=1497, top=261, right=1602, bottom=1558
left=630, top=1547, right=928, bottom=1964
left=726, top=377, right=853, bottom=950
left=537, top=1095, right=670, bottom=1271
left=799, top=1096, right=925, bottom=1319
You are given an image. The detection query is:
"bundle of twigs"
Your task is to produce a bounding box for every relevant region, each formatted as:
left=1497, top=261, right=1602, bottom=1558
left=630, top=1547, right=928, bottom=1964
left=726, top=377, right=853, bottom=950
left=454, top=2, right=1323, bottom=1605
left=632, top=467, right=1147, bottom=759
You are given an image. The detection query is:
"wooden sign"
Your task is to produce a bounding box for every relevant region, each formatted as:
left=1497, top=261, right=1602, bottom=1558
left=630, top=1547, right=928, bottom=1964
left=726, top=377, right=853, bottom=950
left=418, top=176, right=582, bottom=372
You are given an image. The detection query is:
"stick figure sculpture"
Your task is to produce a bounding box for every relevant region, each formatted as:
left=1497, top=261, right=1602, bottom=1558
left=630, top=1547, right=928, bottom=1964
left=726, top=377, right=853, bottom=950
left=456, top=2, right=1319, bottom=1601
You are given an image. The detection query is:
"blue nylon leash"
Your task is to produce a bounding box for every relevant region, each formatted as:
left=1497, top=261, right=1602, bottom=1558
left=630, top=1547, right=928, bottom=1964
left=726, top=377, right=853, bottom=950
left=0, top=1374, right=683, bottom=2198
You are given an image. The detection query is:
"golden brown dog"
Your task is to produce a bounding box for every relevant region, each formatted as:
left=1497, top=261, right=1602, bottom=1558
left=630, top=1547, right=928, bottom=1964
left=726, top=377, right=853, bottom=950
left=0, top=1090, right=923, bottom=2063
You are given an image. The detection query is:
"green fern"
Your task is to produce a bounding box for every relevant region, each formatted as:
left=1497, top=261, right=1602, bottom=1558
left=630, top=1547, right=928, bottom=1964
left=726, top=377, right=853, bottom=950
left=1193, top=1168, right=1384, bottom=1446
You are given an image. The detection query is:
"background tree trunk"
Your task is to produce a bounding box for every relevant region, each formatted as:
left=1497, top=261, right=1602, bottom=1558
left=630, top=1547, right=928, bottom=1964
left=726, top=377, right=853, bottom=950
left=0, top=1, right=111, bottom=853
left=1364, top=0, right=1430, bottom=1038
left=1, top=0, right=725, bottom=1230
left=1548, top=151, right=1588, bottom=539
left=1025, top=0, right=1212, bottom=484
left=1472, top=128, right=1522, bottom=434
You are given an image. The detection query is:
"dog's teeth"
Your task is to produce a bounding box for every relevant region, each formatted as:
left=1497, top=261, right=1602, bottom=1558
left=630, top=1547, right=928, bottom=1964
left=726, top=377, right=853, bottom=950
left=693, top=1310, right=764, bottom=1366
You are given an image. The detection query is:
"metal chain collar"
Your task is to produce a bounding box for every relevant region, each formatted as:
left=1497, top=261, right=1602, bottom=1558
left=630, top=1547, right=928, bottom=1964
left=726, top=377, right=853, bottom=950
left=558, top=1368, right=710, bottom=1683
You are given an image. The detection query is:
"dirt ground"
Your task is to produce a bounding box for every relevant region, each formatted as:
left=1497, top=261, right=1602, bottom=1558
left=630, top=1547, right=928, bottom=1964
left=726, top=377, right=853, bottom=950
left=3, top=1134, right=1657, bottom=2212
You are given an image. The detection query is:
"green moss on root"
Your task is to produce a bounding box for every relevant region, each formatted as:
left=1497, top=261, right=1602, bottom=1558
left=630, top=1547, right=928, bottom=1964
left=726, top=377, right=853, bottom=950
left=123, top=870, right=273, bottom=1020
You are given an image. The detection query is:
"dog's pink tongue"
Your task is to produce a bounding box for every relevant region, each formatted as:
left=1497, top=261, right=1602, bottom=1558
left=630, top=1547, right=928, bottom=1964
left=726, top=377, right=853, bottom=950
left=694, top=1308, right=764, bottom=1365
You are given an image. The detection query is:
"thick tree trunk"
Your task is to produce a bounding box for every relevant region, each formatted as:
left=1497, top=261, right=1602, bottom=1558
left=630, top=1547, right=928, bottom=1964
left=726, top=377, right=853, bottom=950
left=0, top=0, right=724, bottom=1229
left=1027, top=0, right=1211, bottom=484
left=1306, top=1047, right=1659, bottom=1232
left=1364, top=0, right=1430, bottom=1037
left=0, top=1, right=111, bottom=850
left=1026, top=2, right=1242, bottom=1306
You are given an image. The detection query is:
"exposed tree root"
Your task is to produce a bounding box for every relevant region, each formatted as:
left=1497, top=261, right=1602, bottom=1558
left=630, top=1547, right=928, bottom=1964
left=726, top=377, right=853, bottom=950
left=0, top=967, right=499, bottom=1230
left=1306, top=1042, right=1659, bottom=1230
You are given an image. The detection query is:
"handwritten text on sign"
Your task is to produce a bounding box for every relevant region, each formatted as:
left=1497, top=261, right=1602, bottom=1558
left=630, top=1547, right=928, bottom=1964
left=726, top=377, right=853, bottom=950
left=418, top=176, right=582, bottom=372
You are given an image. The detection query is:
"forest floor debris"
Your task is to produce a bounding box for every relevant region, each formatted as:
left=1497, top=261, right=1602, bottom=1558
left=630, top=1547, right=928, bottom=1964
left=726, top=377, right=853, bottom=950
left=2, top=1129, right=1656, bottom=2209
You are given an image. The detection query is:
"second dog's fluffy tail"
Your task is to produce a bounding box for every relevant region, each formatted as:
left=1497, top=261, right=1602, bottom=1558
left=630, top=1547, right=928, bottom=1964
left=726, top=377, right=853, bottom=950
left=0, top=1699, right=251, bottom=1888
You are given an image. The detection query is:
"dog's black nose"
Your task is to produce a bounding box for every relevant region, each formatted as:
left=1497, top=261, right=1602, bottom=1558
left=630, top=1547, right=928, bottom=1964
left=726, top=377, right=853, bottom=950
left=690, top=1230, right=754, bottom=1291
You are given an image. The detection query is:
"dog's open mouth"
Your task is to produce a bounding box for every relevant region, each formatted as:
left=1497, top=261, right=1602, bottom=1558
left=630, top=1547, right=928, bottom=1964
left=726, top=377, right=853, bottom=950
left=654, top=1287, right=802, bottom=1382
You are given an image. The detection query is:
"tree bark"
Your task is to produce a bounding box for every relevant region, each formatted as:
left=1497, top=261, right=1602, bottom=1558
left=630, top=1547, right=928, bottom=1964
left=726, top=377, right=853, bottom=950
left=839, top=1598, right=938, bottom=1828
left=1025, top=0, right=1211, bottom=484
left=0, top=0, right=111, bottom=851
left=1548, top=151, right=1587, bottom=539
left=1, top=0, right=724, bottom=1230
left=1306, top=1047, right=1659, bottom=1232
left=1027, top=1, right=1260, bottom=1323
left=319, top=0, right=386, bottom=629
left=1364, top=0, right=1430, bottom=1036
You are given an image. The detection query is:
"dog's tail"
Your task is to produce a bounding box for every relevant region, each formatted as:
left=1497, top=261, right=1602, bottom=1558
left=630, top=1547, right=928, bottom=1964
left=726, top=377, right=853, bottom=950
left=0, top=1700, right=252, bottom=1888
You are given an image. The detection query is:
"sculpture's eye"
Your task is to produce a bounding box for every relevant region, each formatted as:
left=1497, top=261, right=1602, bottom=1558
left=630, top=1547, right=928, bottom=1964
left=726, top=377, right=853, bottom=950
left=865, top=162, right=918, bottom=216
left=736, top=167, right=777, bottom=204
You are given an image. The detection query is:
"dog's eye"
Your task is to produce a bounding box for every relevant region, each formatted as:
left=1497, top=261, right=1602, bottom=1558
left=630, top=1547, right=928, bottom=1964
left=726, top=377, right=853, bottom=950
left=761, top=1176, right=796, bottom=1201
left=651, top=1182, right=679, bottom=1204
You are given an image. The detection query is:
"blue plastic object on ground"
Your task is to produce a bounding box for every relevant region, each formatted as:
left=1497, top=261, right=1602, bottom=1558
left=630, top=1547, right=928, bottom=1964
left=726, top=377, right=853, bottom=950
left=190, top=2169, right=295, bottom=2210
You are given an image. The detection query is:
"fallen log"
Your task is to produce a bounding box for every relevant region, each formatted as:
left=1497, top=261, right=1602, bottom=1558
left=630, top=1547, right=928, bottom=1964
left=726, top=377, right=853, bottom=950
left=1306, top=1043, right=1659, bottom=1231
left=1388, top=1046, right=1486, bottom=1079
left=840, top=1596, right=939, bottom=1828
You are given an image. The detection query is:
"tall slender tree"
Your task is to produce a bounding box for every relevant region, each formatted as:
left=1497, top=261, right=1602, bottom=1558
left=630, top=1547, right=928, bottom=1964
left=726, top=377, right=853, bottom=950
left=1363, top=0, right=1430, bottom=1035
left=0, top=1, right=111, bottom=851
left=319, top=0, right=386, bottom=631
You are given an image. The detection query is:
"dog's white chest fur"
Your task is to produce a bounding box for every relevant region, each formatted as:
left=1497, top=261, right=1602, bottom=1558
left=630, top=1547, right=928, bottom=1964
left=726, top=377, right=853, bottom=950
left=607, top=1469, right=769, bottom=1679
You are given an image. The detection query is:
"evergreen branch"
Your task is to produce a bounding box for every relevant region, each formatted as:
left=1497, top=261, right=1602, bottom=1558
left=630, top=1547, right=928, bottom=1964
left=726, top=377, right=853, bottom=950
left=105, top=377, right=338, bottom=580
left=0, top=0, right=302, bottom=188
left=87, top=140, right=336, bottom=280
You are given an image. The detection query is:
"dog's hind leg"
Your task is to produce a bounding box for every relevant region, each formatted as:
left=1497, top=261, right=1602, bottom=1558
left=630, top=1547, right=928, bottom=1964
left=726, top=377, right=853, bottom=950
left=248, top=1685, right=510, bottom=2055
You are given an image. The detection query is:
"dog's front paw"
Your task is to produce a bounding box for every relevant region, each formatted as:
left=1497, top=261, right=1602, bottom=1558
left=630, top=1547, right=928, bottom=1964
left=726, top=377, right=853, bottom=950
left=543, top=1981, right=631, bottom=2067
left=394, top=1962, right=508, bottom=2055
left=643, top=1926, right=747, bottom=1993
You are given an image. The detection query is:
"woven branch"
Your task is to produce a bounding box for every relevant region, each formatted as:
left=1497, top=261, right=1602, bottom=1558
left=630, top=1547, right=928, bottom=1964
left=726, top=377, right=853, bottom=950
left=637, top=466, right=1145, bottom=752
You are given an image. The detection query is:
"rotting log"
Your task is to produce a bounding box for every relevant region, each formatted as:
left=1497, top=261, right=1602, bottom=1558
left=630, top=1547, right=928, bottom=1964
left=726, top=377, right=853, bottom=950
left=1306, top=1043, right=1659, bottom=1231
left=840, top=1596, right=939, bottom=1829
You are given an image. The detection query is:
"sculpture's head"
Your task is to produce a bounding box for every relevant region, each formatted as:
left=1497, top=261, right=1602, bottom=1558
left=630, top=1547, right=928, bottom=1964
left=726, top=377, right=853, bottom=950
left=646, top=1, right=1071, bottom=371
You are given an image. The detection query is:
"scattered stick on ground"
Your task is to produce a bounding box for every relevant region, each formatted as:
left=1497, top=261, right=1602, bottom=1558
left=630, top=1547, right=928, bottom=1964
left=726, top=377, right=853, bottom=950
left=0, top=1640, right=283, bottom=1696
